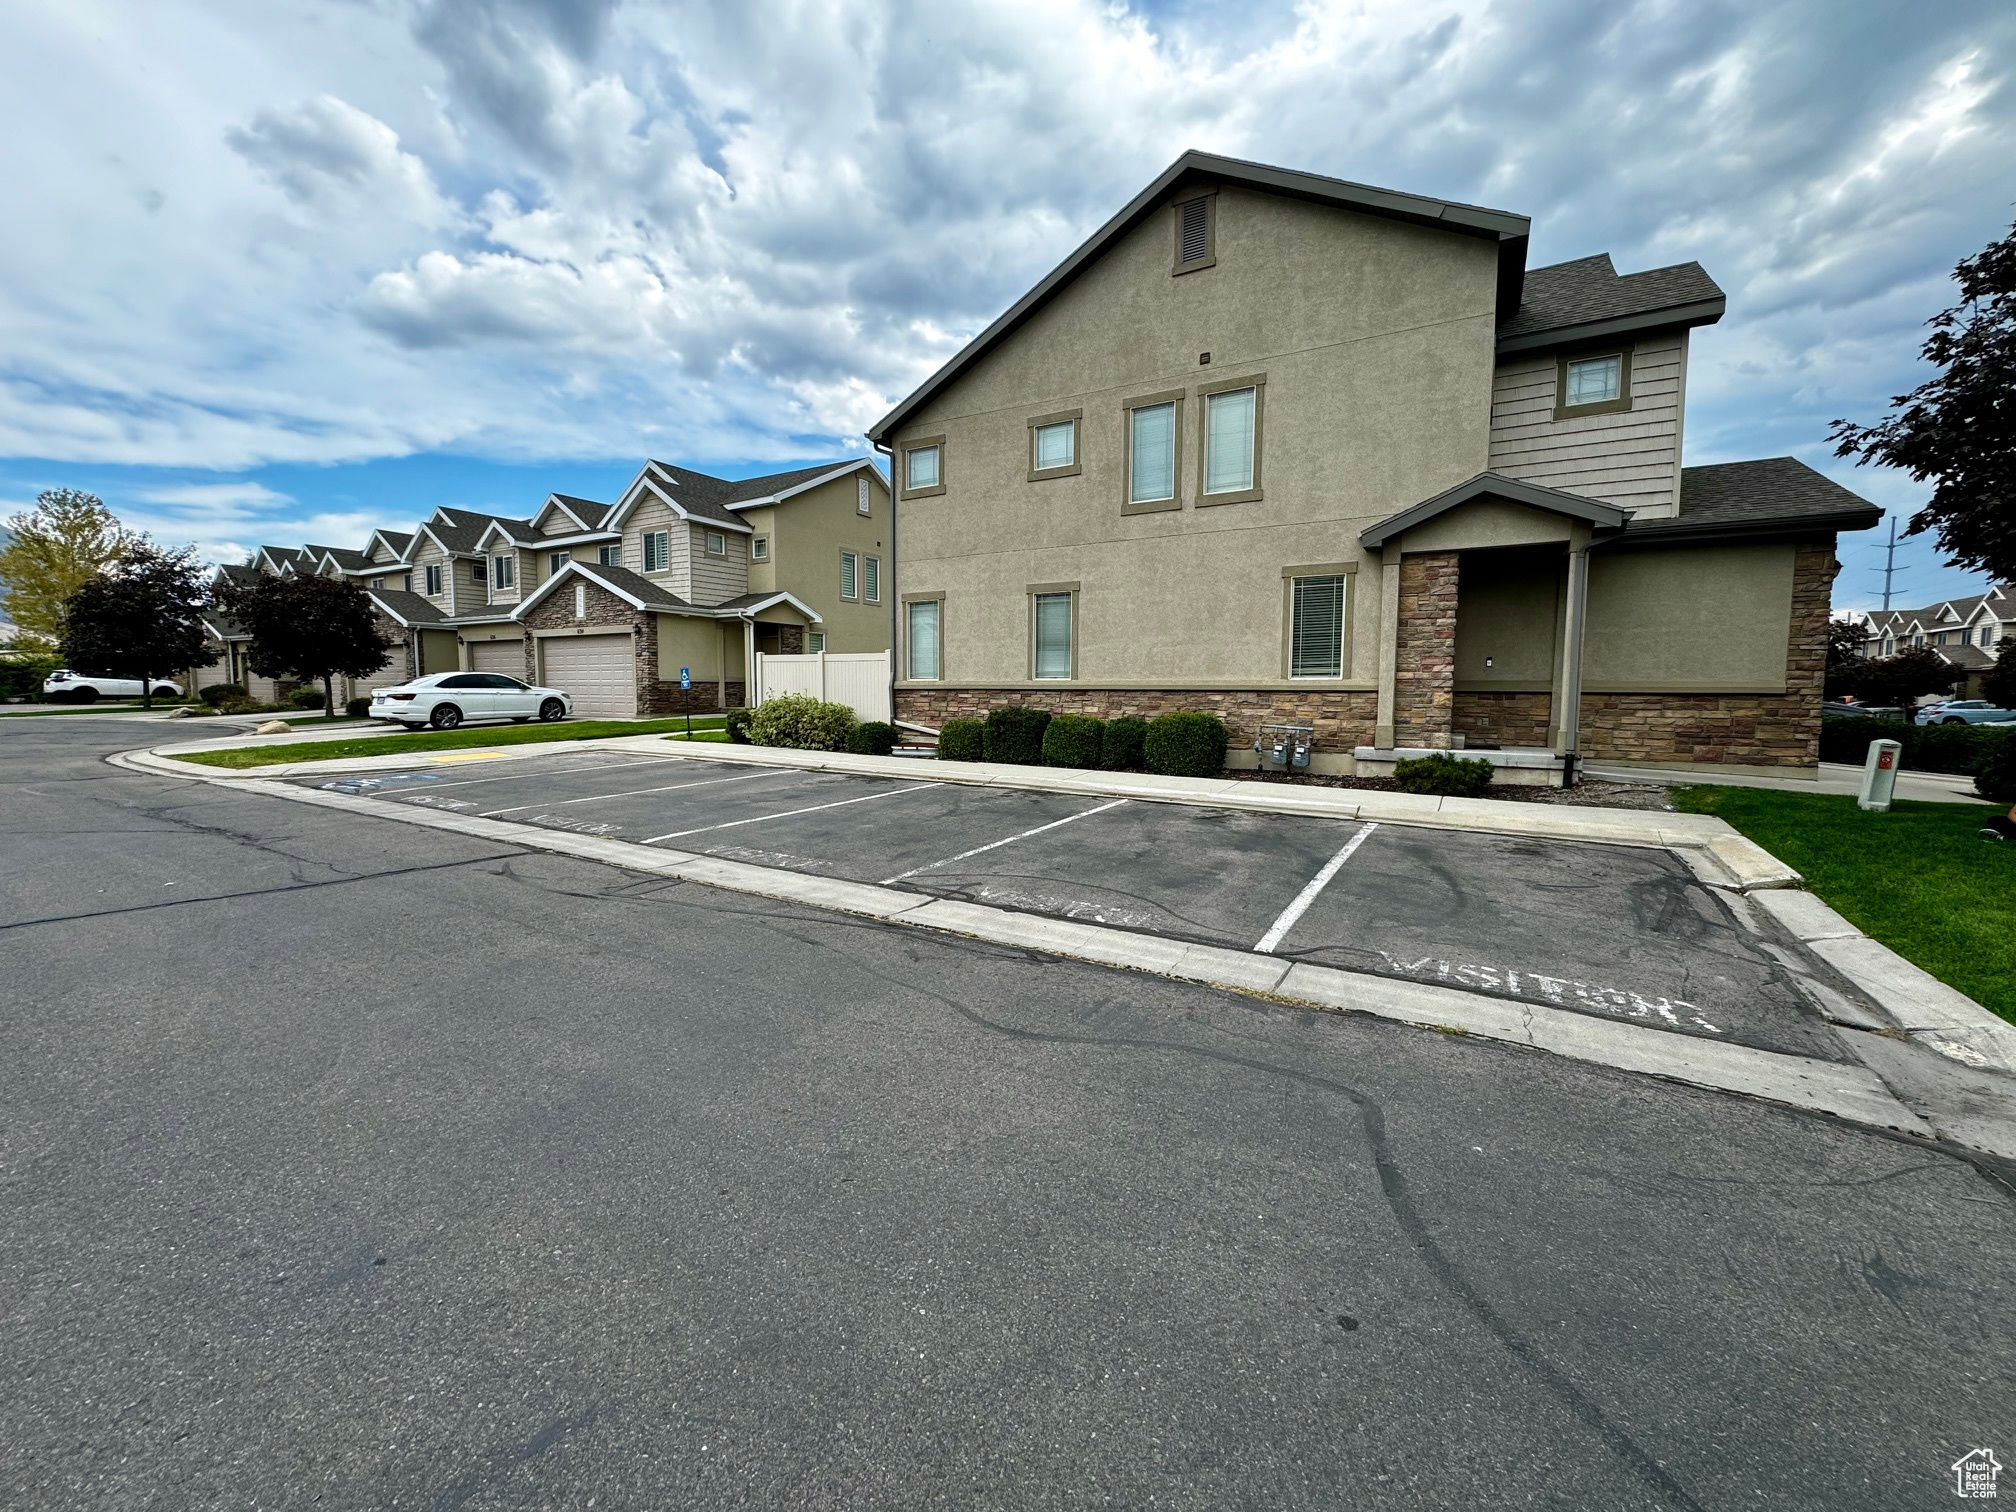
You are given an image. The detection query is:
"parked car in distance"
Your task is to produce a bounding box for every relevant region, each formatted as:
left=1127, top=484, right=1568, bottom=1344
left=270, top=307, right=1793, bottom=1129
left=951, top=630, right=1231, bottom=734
left=1822, top=701, right=1873, bottom=718
left=42, top=670, right=182, bottom=703
left=1914, top=700, right=2015, bottom=726
left=370, top=673, right=573, bottom=730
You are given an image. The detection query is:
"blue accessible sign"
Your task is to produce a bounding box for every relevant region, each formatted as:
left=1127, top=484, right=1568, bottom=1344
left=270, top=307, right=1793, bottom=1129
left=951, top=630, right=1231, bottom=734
left=679, top=667, right=692, bottom=690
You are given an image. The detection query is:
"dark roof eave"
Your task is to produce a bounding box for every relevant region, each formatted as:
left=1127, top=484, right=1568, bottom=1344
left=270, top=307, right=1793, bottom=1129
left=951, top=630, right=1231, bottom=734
left=1496, top=297, right=1726, bottom=355
left=1609, top=506, right=1882, bottom=545
left=1358, top=470, right=1628, bottom=548
left=868, top=150, right=1529, bottom=444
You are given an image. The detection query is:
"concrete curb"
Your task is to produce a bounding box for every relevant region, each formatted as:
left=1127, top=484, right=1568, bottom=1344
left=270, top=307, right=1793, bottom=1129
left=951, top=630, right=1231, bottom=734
left=143, top=730, right=1807, bottom=886
left=112, top=746, right=1939, bottom=1144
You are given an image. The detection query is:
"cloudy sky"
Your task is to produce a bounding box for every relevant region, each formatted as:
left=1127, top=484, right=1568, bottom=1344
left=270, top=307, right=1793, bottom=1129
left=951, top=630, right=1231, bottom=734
left=1, top=0, right=2011, bottom=611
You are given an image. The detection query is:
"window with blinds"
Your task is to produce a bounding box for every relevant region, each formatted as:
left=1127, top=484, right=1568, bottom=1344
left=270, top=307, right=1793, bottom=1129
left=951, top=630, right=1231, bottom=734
left=598, top=544, right=621, bottom=566
left=1034, top=592, right=1072, bottom=679
left=863, top=555, right=880, bottom=603
left=1034, top=420, right=1075, bottom=471
left=907, top=600, right=941, bottom=680
left=1129, top=403, right=1176, bottom=504
left=643, top=531, right=669, bottom=573
left=906, top=445, right=941, bottom=491
left=1176, top=196, right=1213, bottom=271
left=840, top=550, right=858, bottom=600
left=1204, top=387, right=1255, bottom=494
left=1290, top=575, right=1346, bottom=679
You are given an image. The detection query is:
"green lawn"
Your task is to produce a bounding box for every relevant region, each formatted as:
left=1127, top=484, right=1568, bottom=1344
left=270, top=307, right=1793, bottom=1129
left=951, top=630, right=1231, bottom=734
left=1673, top=786, right=2016, bottom=1022
left=2, top=703, right=172, bottom=717
left=171, top=716, right=726, bottom=769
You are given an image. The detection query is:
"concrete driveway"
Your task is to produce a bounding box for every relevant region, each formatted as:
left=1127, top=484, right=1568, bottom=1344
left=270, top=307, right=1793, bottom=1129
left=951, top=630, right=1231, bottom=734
left=297, top=749, right=1846, bottom=1060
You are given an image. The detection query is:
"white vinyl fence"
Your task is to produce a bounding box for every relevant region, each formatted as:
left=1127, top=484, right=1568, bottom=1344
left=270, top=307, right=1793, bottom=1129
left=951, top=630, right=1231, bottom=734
left=753, top=651, right=891, bottom=723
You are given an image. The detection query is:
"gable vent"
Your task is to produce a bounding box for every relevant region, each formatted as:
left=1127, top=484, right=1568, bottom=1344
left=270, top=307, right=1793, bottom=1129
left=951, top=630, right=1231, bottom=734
left=1178, top=197, right=1212, bottom=268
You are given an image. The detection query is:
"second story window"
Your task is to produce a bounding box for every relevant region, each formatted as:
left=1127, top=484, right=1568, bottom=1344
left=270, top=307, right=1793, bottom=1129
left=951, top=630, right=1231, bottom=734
left=840, top=550, right=858, bottom=601
left=1557, top=351, right=1631, bottom=417
left=1126, top=396, right=1180, bottom=511
left=424, top=563, right=443, bottom=596
left=401, top=573, right=412, bottom=593
left=598, top=544, right=621, bottom=566
left=549, top=551, right=569, bottom=577
left=863, top=555, right=881, bottom=603
left=1029, top=411, right=1082, bottom=481
left=469, top=560, right=486, bottom=586
left=492, top=555, right=514, bottom=589
left=901, top=439, right=944, bottom=498
left=643, top=531, right=670, bottom=573
left=751, top=536, right=769, bottom=561
left=705, top=530, right=726, bottom=558
left=1201, top=382, right=1261, bottom=501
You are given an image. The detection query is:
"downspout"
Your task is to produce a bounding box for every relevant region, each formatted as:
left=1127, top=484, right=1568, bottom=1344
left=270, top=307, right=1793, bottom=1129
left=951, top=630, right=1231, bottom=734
left=1558, top=537, right=1591, bottom=786
left=874, top=440, right=897, bottom=725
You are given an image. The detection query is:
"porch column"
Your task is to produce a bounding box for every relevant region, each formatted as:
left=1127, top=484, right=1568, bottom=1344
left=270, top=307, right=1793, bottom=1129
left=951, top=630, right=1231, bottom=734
left=1554, top=533, right=1591, bottom=760
left=1374, top=547, right=1402, bottom=748
left=744, top=618, right=758, bottom=708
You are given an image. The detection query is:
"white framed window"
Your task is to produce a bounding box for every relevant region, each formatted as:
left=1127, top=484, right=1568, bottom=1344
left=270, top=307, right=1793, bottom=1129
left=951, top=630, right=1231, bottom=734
left=401, top=573, right=413, bottom=593
left=1033, top=591, right=1073, bottom=680
left=1982, top=625, right=1997, bottom=646
left=643, top=531, right=670, bottom=573
left=1034, top=420, right=1075, bottom=471
left=808, top=632, right=826, bottom=654
left=469, top=560, right=486, bottom=586
left=598, top=544, right=621, bottom=566
left=751, top=536, right=769, bottom=561
left=1128, top=401, right=1177, bottom=506
left=907, top=600, right=941, bottom=681
left=492, top=555, right=515, bottom=589
left=369, top=576, right=385, bottom=589
left=1289, top=575, right=1347, bottom=679
left=840, top=550, right=858, bottom=600
left=904, top=443, right=942, bottom=494
left=857, top=477, right=871, bottom=516
left=705, top=530, right=726, bottom=558
left=863, top=555, right=881, bottom=603
left=424, top=563, right=443, bottom=596
left=1556, top=352, right=1620, bottom=405
left=548, top=551, right=569, bottom=577
left=1203, top=386, right=1257, bottom=496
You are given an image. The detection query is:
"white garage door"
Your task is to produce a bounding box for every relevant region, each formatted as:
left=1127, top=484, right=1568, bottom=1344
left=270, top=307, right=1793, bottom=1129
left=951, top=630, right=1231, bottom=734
left=541, top=634, right=637, bottom=718
left=469, top=639, right=526, bottom=678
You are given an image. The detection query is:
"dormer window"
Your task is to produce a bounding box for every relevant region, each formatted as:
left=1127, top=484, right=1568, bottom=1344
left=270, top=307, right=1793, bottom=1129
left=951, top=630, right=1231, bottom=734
left=1556, top=351, right=1632, bottom=418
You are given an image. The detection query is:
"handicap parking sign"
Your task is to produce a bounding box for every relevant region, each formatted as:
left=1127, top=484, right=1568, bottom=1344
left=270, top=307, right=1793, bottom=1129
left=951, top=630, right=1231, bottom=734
left=679, top=666, right=692, bottom=690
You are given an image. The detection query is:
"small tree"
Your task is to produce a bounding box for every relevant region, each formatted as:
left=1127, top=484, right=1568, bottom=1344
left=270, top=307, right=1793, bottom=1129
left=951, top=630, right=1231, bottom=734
left=1824, top=619, right=1872, bottom=699
left=1845, top=646, right=1960, bottom=708
left=1984, top=636, right=2016, bottom=710
left=217, top=573, right=392, bottom=716
left=0, top=489, right=141, bottom=651
left=59, top=542, right=216, bottom=708
left=1830, top=220, right=2016, bottom=583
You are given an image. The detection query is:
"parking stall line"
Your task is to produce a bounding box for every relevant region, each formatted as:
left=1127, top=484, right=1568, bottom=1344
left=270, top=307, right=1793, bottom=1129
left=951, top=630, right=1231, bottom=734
left=879, top=799, right=1131, bottom=886
left=1253, top=823, right=1379, bottom=954
left=479, top=769, right=780, bottom=816
left=375, top=755, right=680, bottom=794
left=643, top=783, right=943, bottom=845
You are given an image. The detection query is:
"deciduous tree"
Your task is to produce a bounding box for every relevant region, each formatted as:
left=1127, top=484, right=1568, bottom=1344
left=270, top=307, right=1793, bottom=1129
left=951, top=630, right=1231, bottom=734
left=0, top=489, right=140, bottom=651
left=1983, top=636, right=2016, bottom=710
left=59, top=542, right=216, bottom=708
left=217, top=572, right=392, bottom=716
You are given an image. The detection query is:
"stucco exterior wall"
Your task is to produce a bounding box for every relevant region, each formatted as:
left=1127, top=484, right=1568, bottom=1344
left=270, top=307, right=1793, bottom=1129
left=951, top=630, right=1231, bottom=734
left=889, top=184, right=1500, bottom=693
left=1454, top=545, right=1562, bottom=691
left=1583, top=542, right=1794, bottom=692
left=761, top=473, right=891, bottom=653
left=1488, top=332, right=1687, bottom=517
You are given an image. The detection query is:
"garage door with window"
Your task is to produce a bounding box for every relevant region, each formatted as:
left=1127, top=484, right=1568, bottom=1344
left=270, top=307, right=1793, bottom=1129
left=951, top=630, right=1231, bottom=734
left=541, top=634, right=637, bottom=718
left=469, top=639, right=527, bottom=679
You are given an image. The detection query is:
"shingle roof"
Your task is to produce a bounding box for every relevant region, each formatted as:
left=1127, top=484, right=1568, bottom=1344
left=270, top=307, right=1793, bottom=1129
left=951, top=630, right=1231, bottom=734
left=433, top=507, right=538, bottom=551
left=366, top=588, right=448, bottom=626
left=1863, top=587, right=2012, bottom=634
left=549, top=494, right=611, bottom=528
left=316, top=546, right=372, bottom=571
left=215, top=562, right=264, bottom=585
left=1498, top=253, right=1725, bottom=348
left=1937, top=643, right=1994, bottom=670
left=1623, top=458, right=1882, bottom=538
left=572, top=560, right=695, bottom=611
left=373, top=529, right=415, bottom=556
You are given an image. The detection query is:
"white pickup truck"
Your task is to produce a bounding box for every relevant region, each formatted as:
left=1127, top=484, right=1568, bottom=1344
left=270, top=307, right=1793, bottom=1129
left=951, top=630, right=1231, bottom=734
left=42, top=670, right=184, bottom=703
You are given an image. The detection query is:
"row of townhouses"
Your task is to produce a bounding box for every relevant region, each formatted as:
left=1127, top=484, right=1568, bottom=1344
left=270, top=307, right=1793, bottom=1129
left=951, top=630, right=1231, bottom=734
left=209, top=152, right=1889, bottom=777
left=1859, top=586, right=2011, bottom=698
left=201, top=459, right=893, bottom=717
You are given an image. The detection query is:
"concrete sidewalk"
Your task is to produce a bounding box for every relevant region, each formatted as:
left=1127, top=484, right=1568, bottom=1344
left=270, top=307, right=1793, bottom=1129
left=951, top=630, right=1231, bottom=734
left=1586, top=759, right=1992, bottom=804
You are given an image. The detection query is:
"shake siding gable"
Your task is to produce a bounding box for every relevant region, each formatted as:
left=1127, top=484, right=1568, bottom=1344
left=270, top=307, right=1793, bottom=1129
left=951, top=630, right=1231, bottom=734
left=687, top=524, right=747, bottom=606
left=1488, top=332, right=1686, bottom=516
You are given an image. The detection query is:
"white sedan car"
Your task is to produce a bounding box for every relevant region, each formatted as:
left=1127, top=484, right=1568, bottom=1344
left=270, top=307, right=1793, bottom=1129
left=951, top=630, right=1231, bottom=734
left=43, top=670, right=183, bottom=702
left=371, top=672, right=573, bottom=730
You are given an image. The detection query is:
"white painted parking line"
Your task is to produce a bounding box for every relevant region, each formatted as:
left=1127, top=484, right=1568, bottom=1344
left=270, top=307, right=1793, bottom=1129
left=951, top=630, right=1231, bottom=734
left=1253, top=823, right=1379, bottom=954
left=879, top=798, right=1130, bottom=885
left=480, top=769, right=779, bottom=816
left=643, top=783, right=942, bottom=845
left=372, top=755, right=677, bottom=794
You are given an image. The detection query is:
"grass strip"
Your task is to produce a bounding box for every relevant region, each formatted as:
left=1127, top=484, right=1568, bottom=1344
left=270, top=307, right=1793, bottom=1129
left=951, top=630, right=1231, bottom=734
left=1673, top=786, right=2015, bottom=1022
left=170, top=715, right=727, bottom=769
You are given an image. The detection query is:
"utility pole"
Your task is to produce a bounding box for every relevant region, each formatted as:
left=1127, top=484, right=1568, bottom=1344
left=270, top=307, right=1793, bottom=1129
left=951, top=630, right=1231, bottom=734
left=1876, top=518, right=1905, bottom=610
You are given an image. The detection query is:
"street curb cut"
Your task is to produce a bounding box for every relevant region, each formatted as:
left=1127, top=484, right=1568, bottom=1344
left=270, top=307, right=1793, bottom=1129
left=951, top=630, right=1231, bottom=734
left=112, top=746, right=1937, bottom=1143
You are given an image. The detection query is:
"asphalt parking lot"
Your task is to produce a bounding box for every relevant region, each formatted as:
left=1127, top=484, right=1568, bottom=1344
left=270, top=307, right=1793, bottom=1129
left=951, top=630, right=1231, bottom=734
left=302, top=748, right=1847, bottom=1061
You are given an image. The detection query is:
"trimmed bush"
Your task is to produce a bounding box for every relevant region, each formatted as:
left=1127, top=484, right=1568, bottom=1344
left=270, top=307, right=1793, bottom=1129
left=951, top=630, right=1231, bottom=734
left=1142, top=712, right=1229, bottom=778
left=0, top=655, right=63, bottom=701
left=199, top=682, right=247, bottom=707
left=938, top=719, right=984, bottom=761
left=846, top=720, right=898, bottom=756
left=1042, top=713, right=1105, bottom=769
left=1392, top=751, right=1494, bottom=798
left=1977, top=730, right=2016, bottom=805
left=747, top=692, right=857, bottom=751
left=1100, top=716, right=1147, bottom=771
left=725, top=707, right=754, bottom=743
left=288, top=684, right=329, bottom=711
left=983, top=705, right=1051, bottom=765
left=1818, top=714, right=2012, bottom=777
left=345, top=696, right=372, bottom=719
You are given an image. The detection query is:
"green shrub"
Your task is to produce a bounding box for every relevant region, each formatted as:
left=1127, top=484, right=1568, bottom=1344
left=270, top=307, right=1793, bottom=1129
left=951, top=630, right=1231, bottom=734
left=983, top=705, right=1051, bottom=765
left=938, top=719, right=984, bottom=761
left=1392, top=751, right=1494, bottom=797
left=1976, top=729, right=2016, bottom=805
left=345, top=696, right=372, bottom=719
left=747, top=693, right=857, bottom=751
left=0, top=655, right=63, bottom=701
left=846, top=720, right=898, bottom=756
left=1143, top=712, right=1229, bottom=777
left=725, top=707, right=754, bottom=743
left=1042, top=713, right=1105, bottom=769
left=1818, top=714, right=2011, bottom=777
left=288, top=684, right=328, bottom=711
left=1099, top=716, right=1147, bottom=771
left=199, top=683, right=247, bottom=707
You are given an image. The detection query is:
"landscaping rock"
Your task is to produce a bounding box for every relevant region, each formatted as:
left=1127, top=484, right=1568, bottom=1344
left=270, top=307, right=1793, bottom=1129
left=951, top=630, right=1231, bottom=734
left=254, top=720, right=292, bottom=735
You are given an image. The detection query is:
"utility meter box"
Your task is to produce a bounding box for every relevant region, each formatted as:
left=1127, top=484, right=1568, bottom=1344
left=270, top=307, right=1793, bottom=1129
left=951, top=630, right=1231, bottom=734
left=1858, top=738, right=1902, bottom=812
left=1256, top=723, right=1314, bottom=770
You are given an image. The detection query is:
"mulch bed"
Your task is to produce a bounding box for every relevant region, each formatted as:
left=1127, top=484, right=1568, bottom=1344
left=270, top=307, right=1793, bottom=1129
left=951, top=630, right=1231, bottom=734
left=1226, top=770, right=1678, bottom=811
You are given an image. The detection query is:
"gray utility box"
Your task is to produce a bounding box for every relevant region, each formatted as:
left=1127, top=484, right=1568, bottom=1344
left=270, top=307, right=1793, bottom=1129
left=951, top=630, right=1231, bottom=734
left=1256, top=723, right=1314, bottom=769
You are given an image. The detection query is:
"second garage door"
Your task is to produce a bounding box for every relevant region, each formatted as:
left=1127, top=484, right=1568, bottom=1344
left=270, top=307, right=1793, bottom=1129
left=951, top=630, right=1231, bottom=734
left=469, top=639, right=526, bottom=678
left=540, top=633, right=637, bottom=718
